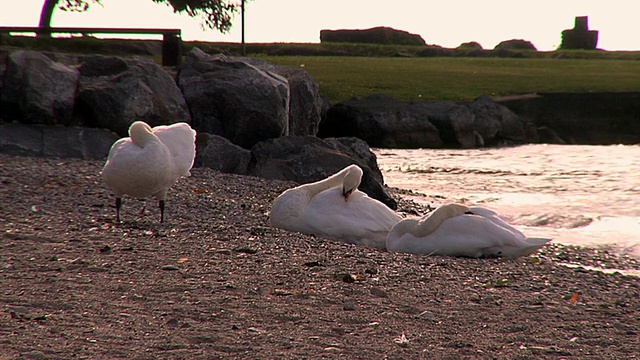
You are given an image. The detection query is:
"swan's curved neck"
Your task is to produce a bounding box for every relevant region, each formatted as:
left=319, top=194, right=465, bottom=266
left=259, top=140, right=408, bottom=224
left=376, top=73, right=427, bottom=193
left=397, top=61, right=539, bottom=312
left=129, top=121, right=156, bottom=147
left=412, top=203, right=470, bottom=236
left=300, top=165, right=357, bottom=199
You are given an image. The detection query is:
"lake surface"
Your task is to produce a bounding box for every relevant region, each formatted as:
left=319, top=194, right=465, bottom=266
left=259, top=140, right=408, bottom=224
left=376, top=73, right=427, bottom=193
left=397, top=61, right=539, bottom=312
left=374, top=144, right=640, bottom=258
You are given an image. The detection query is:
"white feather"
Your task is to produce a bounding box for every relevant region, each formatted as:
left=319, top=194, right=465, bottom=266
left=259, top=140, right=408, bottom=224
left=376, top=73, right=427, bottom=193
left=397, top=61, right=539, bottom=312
left=386, top=204, right=551, bottom=258
left=101, top=121, right=196, bottom=220
left=270, top=164, right=401, bottom=249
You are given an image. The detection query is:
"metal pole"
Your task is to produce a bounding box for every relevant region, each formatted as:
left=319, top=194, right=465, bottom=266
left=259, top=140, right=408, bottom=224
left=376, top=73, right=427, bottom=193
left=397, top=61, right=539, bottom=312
left=241, top=0, right=246, bottom=56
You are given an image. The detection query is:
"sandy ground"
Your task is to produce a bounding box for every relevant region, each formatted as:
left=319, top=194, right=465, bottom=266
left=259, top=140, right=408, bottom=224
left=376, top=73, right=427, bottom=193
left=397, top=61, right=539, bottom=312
left=1, top=153, right=639, bottom=359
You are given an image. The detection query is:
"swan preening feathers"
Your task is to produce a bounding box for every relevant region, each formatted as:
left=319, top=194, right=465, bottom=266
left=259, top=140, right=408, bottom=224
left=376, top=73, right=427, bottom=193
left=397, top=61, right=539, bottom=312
left=101, top=121, right=196, bottom=223
left=386, top=203, right=552, bottom=258
left=270, top=165, right=551, bottom=257
left=270, top=164, right=401, bottom=249
left=101, top=127, right=551, bottom=258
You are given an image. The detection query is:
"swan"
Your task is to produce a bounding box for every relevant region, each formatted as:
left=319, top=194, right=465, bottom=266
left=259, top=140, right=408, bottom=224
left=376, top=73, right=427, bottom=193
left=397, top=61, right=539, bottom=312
left=270, top=164, right=401, bottom=249
left=101, top=121, right=196, bottom=223
left=386, top=203, right=551, bottom=258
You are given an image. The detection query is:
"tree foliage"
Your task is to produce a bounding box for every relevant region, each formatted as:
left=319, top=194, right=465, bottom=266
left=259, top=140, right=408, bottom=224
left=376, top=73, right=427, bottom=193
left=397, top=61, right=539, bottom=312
left=38, top=0, right=242, bottom=34
left=57, top=0, right=103, bottom=13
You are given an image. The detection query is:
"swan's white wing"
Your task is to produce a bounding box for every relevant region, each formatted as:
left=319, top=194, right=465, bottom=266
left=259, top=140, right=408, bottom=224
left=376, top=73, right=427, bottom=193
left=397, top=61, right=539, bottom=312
left=299, top=188, right=400, bottom=249
left=468, top=206, right=526, bottom=238
left=153, top=123, right=196, bottom=177
left=270, top=187, right=311, bottom=231
left=102, top=138, right=174, bottom=199
left=387, top=209, right=547, bottom=258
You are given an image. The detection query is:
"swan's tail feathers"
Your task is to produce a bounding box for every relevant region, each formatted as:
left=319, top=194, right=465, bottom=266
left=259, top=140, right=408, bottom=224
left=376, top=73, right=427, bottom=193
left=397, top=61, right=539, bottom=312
left=526, top=237, right=553, bottom=247
left=520, top=237, right=552, bottom=257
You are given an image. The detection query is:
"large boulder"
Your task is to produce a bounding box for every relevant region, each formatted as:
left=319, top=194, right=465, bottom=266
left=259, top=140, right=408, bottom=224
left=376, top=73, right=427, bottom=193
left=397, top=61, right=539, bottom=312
left=320, top=27, right=426, bottom=46
left=493, top=39, right=537, bottom=57
left=1, top=50, right=79, bottom=125
left=78, top=56, right=191, bottom=136
left=77, top=55, right=191, bottom=137
left=195, top=132, right=252, bottom=174
left=248, top=135, right=397, bottom=209
left=460, top=95, right=538, bottom=146
left=320, top=94, right=536, bottom=149
left=0, top=122, right=118, bottom=159
left=407, top=100, right=477, bottom=148
left=240, top=57, right=323, bottom=136
left=319, top=94, right=443, bottom=149
left=177, top=48, right=289, bottom=149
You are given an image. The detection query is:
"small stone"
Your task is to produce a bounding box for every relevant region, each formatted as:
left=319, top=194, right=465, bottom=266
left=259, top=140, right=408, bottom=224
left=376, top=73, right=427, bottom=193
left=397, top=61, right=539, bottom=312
left=324, top=347, right=341, bottom=351
left=370, top=287, right=389, bottom=298
left=161, top=265, right=179, bottom=271
left=234, top=247, right=258, bottom=254
left=417, top=311, right=436, bottom=321
left=273, top=289, right=292, bottom=296
left=303, top=261, right=322, bottom=267
left=23, top=350, right=46, bottom=359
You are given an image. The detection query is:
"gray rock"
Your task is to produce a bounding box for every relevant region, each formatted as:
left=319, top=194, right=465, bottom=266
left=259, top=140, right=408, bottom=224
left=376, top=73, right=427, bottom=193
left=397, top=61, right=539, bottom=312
left=177, top=48, right=289, bottom=149
left=323, top=137, right=385, bottom=184
left=320, top=26, right=426, bottom=46
left=536, top=126, right=566, bottom=144
left=319, top=94, right=443, bottom=149
left=316, top=94, right=539, bottom=148
left=0, top=122, right=119, bottom=159
left=248, top=135, right=397, bottom=209
left=1, top=50, right=79, bottom=125
left=195, top=133, right=252, bottom=174
left=77, top=55, right=191, bottom=137
left=409, top=100, right=477, bottom=148
left=241, top=57, right=323, bottom=136
left=460, top=95, right=537, bottom=146
left=493, top=39, right=538, bottom=52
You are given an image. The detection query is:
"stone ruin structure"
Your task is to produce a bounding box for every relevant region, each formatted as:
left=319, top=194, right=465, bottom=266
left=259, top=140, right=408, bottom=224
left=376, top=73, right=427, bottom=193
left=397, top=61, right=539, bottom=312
left=560, top=16, right=598, bottom=50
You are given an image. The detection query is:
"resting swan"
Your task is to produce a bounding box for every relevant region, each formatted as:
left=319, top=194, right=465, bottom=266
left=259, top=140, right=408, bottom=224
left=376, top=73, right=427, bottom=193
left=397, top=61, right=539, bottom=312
left=101, top=121, right=196, bottom=223
left=270, top=164, right=401, bottom=249
left=386, top=203, right=551, bottom=258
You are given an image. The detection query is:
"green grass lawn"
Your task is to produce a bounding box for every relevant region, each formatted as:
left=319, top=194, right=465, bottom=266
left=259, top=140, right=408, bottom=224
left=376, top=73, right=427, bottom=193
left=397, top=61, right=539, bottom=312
left=3, top=36, right=640, bottom=104
left=257, top=56, right=640, bottom=103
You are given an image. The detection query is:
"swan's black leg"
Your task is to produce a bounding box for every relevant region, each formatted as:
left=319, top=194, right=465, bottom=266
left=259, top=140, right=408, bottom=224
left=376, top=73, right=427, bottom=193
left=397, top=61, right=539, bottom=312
left=159, top=200, right=165, bottom=223
left=115, top=197, right=122, bottom=223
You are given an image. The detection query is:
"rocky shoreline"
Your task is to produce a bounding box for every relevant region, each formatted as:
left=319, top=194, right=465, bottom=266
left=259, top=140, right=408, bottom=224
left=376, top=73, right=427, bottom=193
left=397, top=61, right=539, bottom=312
left=1, top=153, right=639, bottom=358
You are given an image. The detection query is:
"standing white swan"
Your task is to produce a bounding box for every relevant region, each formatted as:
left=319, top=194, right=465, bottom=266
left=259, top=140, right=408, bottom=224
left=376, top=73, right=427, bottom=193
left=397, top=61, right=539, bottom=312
left=270, top=164, right=401, bottom=249
left=386, top=203, right=551, bottom=258
left=101, top=121, right=196, bottom=223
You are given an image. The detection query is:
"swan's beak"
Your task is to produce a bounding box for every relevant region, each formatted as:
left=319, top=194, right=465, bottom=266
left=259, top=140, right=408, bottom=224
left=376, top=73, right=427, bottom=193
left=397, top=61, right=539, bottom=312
left=343, top=188, right=353, bottom=201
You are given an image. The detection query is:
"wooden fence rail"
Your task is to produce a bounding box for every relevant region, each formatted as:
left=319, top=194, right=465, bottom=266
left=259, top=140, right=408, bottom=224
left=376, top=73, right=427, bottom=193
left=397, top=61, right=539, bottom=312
left=0, top=26, right=182, bottom=66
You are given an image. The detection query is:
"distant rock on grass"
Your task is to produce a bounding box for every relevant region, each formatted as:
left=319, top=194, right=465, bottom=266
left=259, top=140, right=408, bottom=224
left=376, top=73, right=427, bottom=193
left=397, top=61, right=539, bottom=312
left=320, top=26, right=426, bottom=46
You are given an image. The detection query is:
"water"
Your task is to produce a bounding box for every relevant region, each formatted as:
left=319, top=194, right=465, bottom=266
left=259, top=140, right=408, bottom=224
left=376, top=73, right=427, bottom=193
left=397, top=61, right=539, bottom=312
left=374, top=144, right=640, bottom=258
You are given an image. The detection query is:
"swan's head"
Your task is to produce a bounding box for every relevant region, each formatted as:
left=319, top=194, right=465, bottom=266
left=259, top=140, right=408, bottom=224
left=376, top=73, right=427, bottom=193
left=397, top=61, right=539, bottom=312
left=128, top=121, right=155, bottom=147
left=342, top=165, right=363, bottom=201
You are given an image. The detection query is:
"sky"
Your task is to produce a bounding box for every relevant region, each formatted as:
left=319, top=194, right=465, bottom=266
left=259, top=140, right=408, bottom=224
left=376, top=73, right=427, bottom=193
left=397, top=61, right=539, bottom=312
left=2, top=0, right=639, bottom=51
